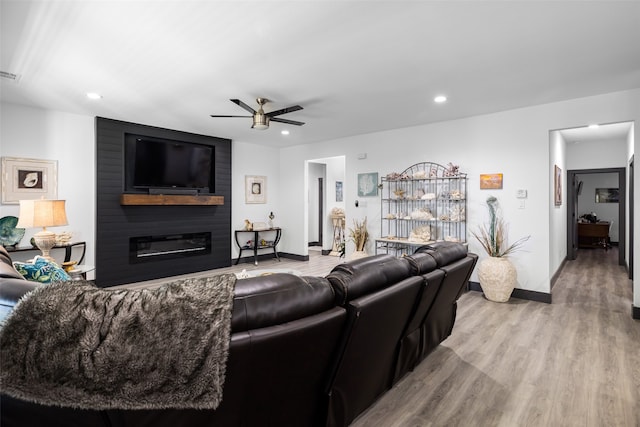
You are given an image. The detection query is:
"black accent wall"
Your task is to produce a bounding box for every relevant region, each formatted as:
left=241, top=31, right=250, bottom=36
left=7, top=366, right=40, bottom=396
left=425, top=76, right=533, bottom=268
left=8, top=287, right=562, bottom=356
left=96, top=117, right=232, bottom=287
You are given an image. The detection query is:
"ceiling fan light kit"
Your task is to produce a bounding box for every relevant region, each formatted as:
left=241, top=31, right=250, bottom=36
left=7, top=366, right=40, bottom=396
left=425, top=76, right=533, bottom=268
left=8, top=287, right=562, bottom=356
left=211, top=97, right=304, bottom=130
left=252, top=99, right=269, bottom=129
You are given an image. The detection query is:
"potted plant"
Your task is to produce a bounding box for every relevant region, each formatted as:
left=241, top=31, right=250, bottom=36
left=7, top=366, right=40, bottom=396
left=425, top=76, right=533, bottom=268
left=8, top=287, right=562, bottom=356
left=471, top=196, right=529, bottom=302
left=348, top=217, right=369, bottom=260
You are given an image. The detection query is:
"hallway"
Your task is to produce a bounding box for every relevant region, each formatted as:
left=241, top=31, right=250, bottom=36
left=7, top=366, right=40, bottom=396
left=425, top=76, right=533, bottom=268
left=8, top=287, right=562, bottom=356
left=352, top=247, right=639, bottom=427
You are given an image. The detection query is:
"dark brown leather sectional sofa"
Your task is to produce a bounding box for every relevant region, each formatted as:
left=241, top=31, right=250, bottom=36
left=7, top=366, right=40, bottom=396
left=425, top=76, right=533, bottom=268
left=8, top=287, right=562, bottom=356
left=0, top=242, right=477, bottom=427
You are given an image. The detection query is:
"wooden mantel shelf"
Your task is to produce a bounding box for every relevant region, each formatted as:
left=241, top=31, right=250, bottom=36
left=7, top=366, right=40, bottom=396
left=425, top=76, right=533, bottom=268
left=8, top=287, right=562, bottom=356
left=120, top=194, right=224, bottom=206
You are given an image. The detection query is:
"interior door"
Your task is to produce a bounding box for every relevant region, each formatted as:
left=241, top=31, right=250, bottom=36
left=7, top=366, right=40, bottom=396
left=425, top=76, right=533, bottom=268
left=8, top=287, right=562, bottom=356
left=567, top=172, right=579, bottom=260
left=629, top=155, right=634, bottom=280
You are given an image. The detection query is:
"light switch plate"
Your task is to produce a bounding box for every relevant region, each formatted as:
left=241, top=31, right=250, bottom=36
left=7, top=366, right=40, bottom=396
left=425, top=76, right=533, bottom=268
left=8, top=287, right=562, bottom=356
left=516, top=189, right=528, bottom=198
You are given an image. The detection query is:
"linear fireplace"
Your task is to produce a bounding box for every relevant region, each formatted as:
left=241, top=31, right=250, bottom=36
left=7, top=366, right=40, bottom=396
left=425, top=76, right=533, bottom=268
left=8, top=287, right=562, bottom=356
left=129, top=232, right=212, bottom=264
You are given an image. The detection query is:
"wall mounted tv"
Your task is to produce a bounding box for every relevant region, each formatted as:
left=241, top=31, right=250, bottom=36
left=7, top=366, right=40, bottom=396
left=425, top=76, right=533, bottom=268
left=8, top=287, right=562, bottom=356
left=124, top=134, right=215, bottom=194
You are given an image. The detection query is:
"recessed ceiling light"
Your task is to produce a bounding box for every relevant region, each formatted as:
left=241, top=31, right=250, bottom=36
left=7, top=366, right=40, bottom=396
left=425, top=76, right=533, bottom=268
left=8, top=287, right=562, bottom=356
left=434, top=95, right=447, bottom=103
left=588, top=124, right=600, bottom=129
left=86, top=92, right=102, bottom=100
left=281, top=130, right=290, bottom=135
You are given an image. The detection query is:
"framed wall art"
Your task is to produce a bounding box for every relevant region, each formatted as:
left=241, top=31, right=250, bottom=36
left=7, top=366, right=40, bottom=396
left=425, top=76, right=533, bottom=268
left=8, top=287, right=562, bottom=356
left=595, top=188, right=619, bottom=203
left=336, top=181, right=343, bottom=202
left=357, top=172, right=378, bottom=197
left=1, top=157, right=58, bottom=204
left=245, top=175, right=266, bottom=204
left=479, top=173, right=503, bottom=189
left=554, top=165, right=562, bottom=206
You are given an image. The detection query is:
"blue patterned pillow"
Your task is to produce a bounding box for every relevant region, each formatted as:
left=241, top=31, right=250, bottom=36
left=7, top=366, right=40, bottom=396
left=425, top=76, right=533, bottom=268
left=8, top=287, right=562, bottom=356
left=12, top=256, right=71, bottom=283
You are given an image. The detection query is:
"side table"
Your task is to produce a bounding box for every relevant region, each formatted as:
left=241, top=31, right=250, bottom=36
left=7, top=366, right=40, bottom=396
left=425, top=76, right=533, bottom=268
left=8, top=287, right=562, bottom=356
left=68, top=265, right=95, bottom=281
left=234, top=228, right=282, bottom=266
left=5, top=241, right=86, bottom=264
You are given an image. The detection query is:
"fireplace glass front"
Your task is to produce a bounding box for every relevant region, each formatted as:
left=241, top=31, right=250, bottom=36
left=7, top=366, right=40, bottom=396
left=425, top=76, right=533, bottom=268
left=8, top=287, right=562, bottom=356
left=129, top=232, right=212, bottom=264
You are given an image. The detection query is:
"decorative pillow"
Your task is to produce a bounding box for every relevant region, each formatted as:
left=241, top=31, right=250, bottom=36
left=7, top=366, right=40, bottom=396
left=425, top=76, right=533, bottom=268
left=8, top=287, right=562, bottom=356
left=12, top=256, right=71, bottom=283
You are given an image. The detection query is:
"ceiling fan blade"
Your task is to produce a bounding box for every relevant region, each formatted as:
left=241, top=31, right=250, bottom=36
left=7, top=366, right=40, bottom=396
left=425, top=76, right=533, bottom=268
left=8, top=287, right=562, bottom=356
left=230, top=99, right=256, bottom=114
left=265, top=105, right=303, bottom=117
left=210, top=115, right=252, bottom=118
left=270, top=117, right=305, bottom=126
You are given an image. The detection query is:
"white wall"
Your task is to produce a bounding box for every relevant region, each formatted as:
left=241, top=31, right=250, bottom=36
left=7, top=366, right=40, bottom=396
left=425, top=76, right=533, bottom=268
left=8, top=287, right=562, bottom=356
left=230, top=141, right=280, bottom=259
left=549, top=130, right=567, bottom=279
left=567, top=137, right=628, bottom=170
left=279, top=89, right=640, bottom=299
left=0, top=103, right=95, bottom=272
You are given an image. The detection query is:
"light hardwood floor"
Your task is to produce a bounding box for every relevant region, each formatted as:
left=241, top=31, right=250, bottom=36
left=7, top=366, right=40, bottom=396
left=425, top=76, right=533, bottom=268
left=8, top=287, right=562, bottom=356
left=117, top=248, right=639, bottom=426
left=114, top=249, right=345, bottom=290
left=352, top=247, right=639, bottom=427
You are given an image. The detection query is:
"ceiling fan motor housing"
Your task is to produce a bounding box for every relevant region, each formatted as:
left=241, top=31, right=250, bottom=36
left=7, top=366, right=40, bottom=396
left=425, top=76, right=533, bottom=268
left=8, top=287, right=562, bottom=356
left=252, top=112, right=269, bottom=129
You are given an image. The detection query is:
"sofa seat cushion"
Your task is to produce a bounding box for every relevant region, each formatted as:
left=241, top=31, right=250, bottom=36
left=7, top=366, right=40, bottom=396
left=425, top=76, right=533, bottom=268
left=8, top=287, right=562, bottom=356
left=12, top=256, right=71, bottom=283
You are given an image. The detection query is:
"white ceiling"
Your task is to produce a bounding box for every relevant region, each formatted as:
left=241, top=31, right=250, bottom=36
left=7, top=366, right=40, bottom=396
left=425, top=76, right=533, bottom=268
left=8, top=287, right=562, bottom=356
left=1, top=1, right=639, bottom=148
left=559, top=121, right=632, bottom=144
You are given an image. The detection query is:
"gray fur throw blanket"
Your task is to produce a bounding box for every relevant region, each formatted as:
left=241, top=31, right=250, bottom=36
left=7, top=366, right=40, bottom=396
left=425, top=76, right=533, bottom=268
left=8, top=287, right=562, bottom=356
left=0, top=273, right=236, bottom=410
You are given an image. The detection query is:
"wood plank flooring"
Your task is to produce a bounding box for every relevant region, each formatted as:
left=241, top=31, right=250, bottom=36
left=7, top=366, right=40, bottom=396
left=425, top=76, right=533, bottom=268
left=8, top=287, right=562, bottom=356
left=115, top=248, right=639, bottom=426
left=113, top=248, right=345, bottom=290
left=352, top=247, right=639, bottom=427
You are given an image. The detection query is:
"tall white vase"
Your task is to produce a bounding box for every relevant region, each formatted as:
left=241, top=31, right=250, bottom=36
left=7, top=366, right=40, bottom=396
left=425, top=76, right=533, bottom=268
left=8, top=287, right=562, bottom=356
left=477, top=257, right=517, bottom=302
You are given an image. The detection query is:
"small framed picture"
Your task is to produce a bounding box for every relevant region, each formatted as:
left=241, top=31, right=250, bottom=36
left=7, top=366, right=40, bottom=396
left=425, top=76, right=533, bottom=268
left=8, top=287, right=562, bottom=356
left=357, top=172, right=378, bottom=197
left=245, top=175, right=266, bottom=204
left=336, top=181, right=343, bottom=202
left=554, top=165, right=562, bottom=206
left=1, top=157, right=58, bottom=204
left=480, top=173, right=503, bottom=190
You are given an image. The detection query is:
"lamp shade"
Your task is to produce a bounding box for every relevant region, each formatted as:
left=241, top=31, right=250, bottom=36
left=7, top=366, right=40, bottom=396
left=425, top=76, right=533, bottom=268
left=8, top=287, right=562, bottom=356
left=16, top=199, right=68, bottom=229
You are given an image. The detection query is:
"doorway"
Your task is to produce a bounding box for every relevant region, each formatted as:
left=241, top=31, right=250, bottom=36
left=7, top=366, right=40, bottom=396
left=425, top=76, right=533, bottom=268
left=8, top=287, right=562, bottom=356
left=567, top=168, right=626, bottom=266
left=305, top=156, right=346, bottom=253
left=308, top=162, right=326, bottom=247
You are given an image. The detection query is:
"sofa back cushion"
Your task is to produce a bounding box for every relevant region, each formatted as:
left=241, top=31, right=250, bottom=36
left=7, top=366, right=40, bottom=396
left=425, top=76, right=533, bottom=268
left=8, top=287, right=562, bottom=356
left=231, top=273, right=336, bottom=332
left=413, top=241, right=469, bottom=266
left=326, top=254, right=412, bottom=304
left=405, top=251, right=438, bottom=275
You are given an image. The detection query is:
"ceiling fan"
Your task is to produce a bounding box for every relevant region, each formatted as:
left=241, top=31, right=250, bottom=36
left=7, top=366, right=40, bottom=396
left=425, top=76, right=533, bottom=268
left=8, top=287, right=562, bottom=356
left=210, top=98, right=305, bottom=130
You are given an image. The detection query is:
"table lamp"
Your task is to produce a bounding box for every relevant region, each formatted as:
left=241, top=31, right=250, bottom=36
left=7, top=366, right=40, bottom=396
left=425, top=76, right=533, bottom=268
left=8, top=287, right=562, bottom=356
left=16, top=199, right=68, bottom=262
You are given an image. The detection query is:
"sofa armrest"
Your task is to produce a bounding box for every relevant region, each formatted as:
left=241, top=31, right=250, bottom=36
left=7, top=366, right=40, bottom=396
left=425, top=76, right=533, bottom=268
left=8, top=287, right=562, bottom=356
left=1, top=278, right=41, bottom=307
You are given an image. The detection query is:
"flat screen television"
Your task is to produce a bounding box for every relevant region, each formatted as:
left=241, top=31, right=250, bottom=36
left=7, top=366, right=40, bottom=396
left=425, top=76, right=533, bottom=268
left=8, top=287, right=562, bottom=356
left=125, top=134, right=214, bottom=194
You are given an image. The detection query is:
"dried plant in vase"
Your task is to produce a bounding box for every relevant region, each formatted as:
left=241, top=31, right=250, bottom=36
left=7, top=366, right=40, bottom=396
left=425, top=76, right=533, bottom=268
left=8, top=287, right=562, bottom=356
left=471, top=196, right=530, bottom=302
left=348, top=217, right=369, bottom=253
left=471, top=196, right=529, bottom=257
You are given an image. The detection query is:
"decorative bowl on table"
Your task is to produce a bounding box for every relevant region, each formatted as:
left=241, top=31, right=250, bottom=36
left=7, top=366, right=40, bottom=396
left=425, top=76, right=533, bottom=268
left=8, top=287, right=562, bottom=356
left=0, top=216, right=25, bottom=248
